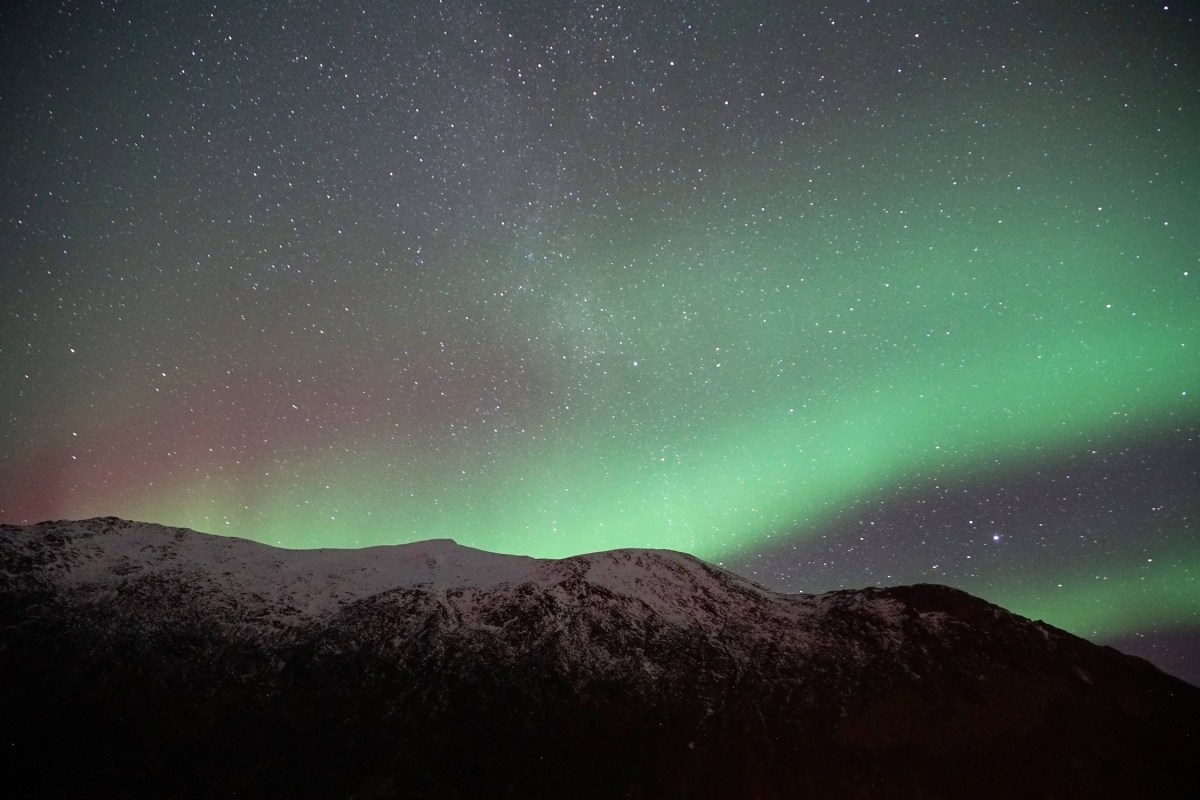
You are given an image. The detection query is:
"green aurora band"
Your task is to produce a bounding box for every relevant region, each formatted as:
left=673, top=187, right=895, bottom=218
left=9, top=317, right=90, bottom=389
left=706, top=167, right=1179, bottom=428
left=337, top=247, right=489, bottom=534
left=982, top=533, right=1200, bottom=643
left=133, top=163, right=1197, bottom=574
left=7, top=9, right=1197, bottom=652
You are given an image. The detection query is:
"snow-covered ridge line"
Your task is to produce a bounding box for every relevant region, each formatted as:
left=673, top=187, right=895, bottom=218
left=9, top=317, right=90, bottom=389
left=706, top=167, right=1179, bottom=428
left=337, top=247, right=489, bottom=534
left=5, top=521, right=1197, bottom=799
left=2, top=517, right=538, bottom=617
left=0, top=517, right=771, bottom=622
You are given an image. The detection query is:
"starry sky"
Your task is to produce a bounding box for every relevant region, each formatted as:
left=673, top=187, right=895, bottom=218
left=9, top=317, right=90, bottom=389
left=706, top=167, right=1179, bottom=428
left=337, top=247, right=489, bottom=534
left=2, top=1, right=1198, bottom=681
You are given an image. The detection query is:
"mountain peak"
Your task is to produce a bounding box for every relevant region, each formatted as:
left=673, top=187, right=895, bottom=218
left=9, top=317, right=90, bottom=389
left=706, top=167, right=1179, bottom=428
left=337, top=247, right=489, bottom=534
left=2, top=518, right=1197, bottom=799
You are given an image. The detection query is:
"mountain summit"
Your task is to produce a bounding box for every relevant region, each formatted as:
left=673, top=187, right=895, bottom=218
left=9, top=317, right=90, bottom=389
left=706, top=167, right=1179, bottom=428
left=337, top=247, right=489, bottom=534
left=2, top=517, right=1197, bottom=798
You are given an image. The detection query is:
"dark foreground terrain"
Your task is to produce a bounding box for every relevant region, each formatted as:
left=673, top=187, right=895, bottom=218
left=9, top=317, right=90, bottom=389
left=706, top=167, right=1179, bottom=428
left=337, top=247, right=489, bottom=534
left=2, top=517, right=1197, bottom=798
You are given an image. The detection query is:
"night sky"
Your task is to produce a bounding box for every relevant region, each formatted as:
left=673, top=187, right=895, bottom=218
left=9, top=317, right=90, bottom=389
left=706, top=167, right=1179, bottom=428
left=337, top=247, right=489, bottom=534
left=2, top=2, right=1198, bottom=682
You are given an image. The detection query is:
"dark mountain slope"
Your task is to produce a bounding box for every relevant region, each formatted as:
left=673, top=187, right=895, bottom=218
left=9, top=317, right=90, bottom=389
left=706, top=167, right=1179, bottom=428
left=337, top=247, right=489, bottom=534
left=1, top=517, right=1197, bottom=798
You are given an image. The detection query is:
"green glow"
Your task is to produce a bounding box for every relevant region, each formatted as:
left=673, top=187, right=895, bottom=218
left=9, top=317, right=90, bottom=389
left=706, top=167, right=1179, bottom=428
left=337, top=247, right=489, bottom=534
left=4, top=2, right=1196, bottom=684
left=133, top=179, right=1198, bottom=561
left=24, top=24, right=1195, bottom=575
left=978, top=542, right=1200, bottom=641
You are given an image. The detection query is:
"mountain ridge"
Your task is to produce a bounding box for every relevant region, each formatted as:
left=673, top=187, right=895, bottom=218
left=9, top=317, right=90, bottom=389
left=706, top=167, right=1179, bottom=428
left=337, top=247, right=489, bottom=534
left=2, top=517, right=1198, bottom=799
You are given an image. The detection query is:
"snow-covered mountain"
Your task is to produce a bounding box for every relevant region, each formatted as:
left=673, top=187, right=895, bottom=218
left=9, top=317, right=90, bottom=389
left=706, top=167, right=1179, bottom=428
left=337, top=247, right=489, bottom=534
left=2, top=517, right=1197, bottom=799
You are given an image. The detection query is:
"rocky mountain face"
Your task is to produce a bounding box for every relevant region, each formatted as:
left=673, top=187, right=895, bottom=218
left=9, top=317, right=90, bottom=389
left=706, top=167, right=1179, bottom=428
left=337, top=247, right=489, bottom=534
left=1, top=517, right=1197, bottom=799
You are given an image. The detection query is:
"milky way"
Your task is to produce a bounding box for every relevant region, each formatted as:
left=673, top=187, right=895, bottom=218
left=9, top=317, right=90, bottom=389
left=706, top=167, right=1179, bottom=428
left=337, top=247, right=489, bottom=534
left=2, top=2, right=1197, bottom=682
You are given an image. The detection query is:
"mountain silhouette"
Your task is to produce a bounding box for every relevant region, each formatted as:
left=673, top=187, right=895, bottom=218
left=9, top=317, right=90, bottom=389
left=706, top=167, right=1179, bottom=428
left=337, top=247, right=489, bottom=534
left=2, top=517, right=1197, bottom=798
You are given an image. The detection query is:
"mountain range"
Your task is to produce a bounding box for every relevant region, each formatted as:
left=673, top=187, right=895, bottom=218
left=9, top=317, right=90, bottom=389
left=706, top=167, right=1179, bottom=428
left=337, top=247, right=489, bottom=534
left=2, top=517, right=1197, bottom=798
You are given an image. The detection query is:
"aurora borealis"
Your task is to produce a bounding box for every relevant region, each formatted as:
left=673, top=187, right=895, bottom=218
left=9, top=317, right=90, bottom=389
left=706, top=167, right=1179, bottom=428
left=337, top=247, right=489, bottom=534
left=2, top=2, right=1198, bottom=681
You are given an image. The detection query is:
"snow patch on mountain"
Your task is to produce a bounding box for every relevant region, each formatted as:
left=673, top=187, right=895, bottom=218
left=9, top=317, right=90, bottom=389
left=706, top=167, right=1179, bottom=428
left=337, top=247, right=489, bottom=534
left=0, top=517, right=547, bottom=620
